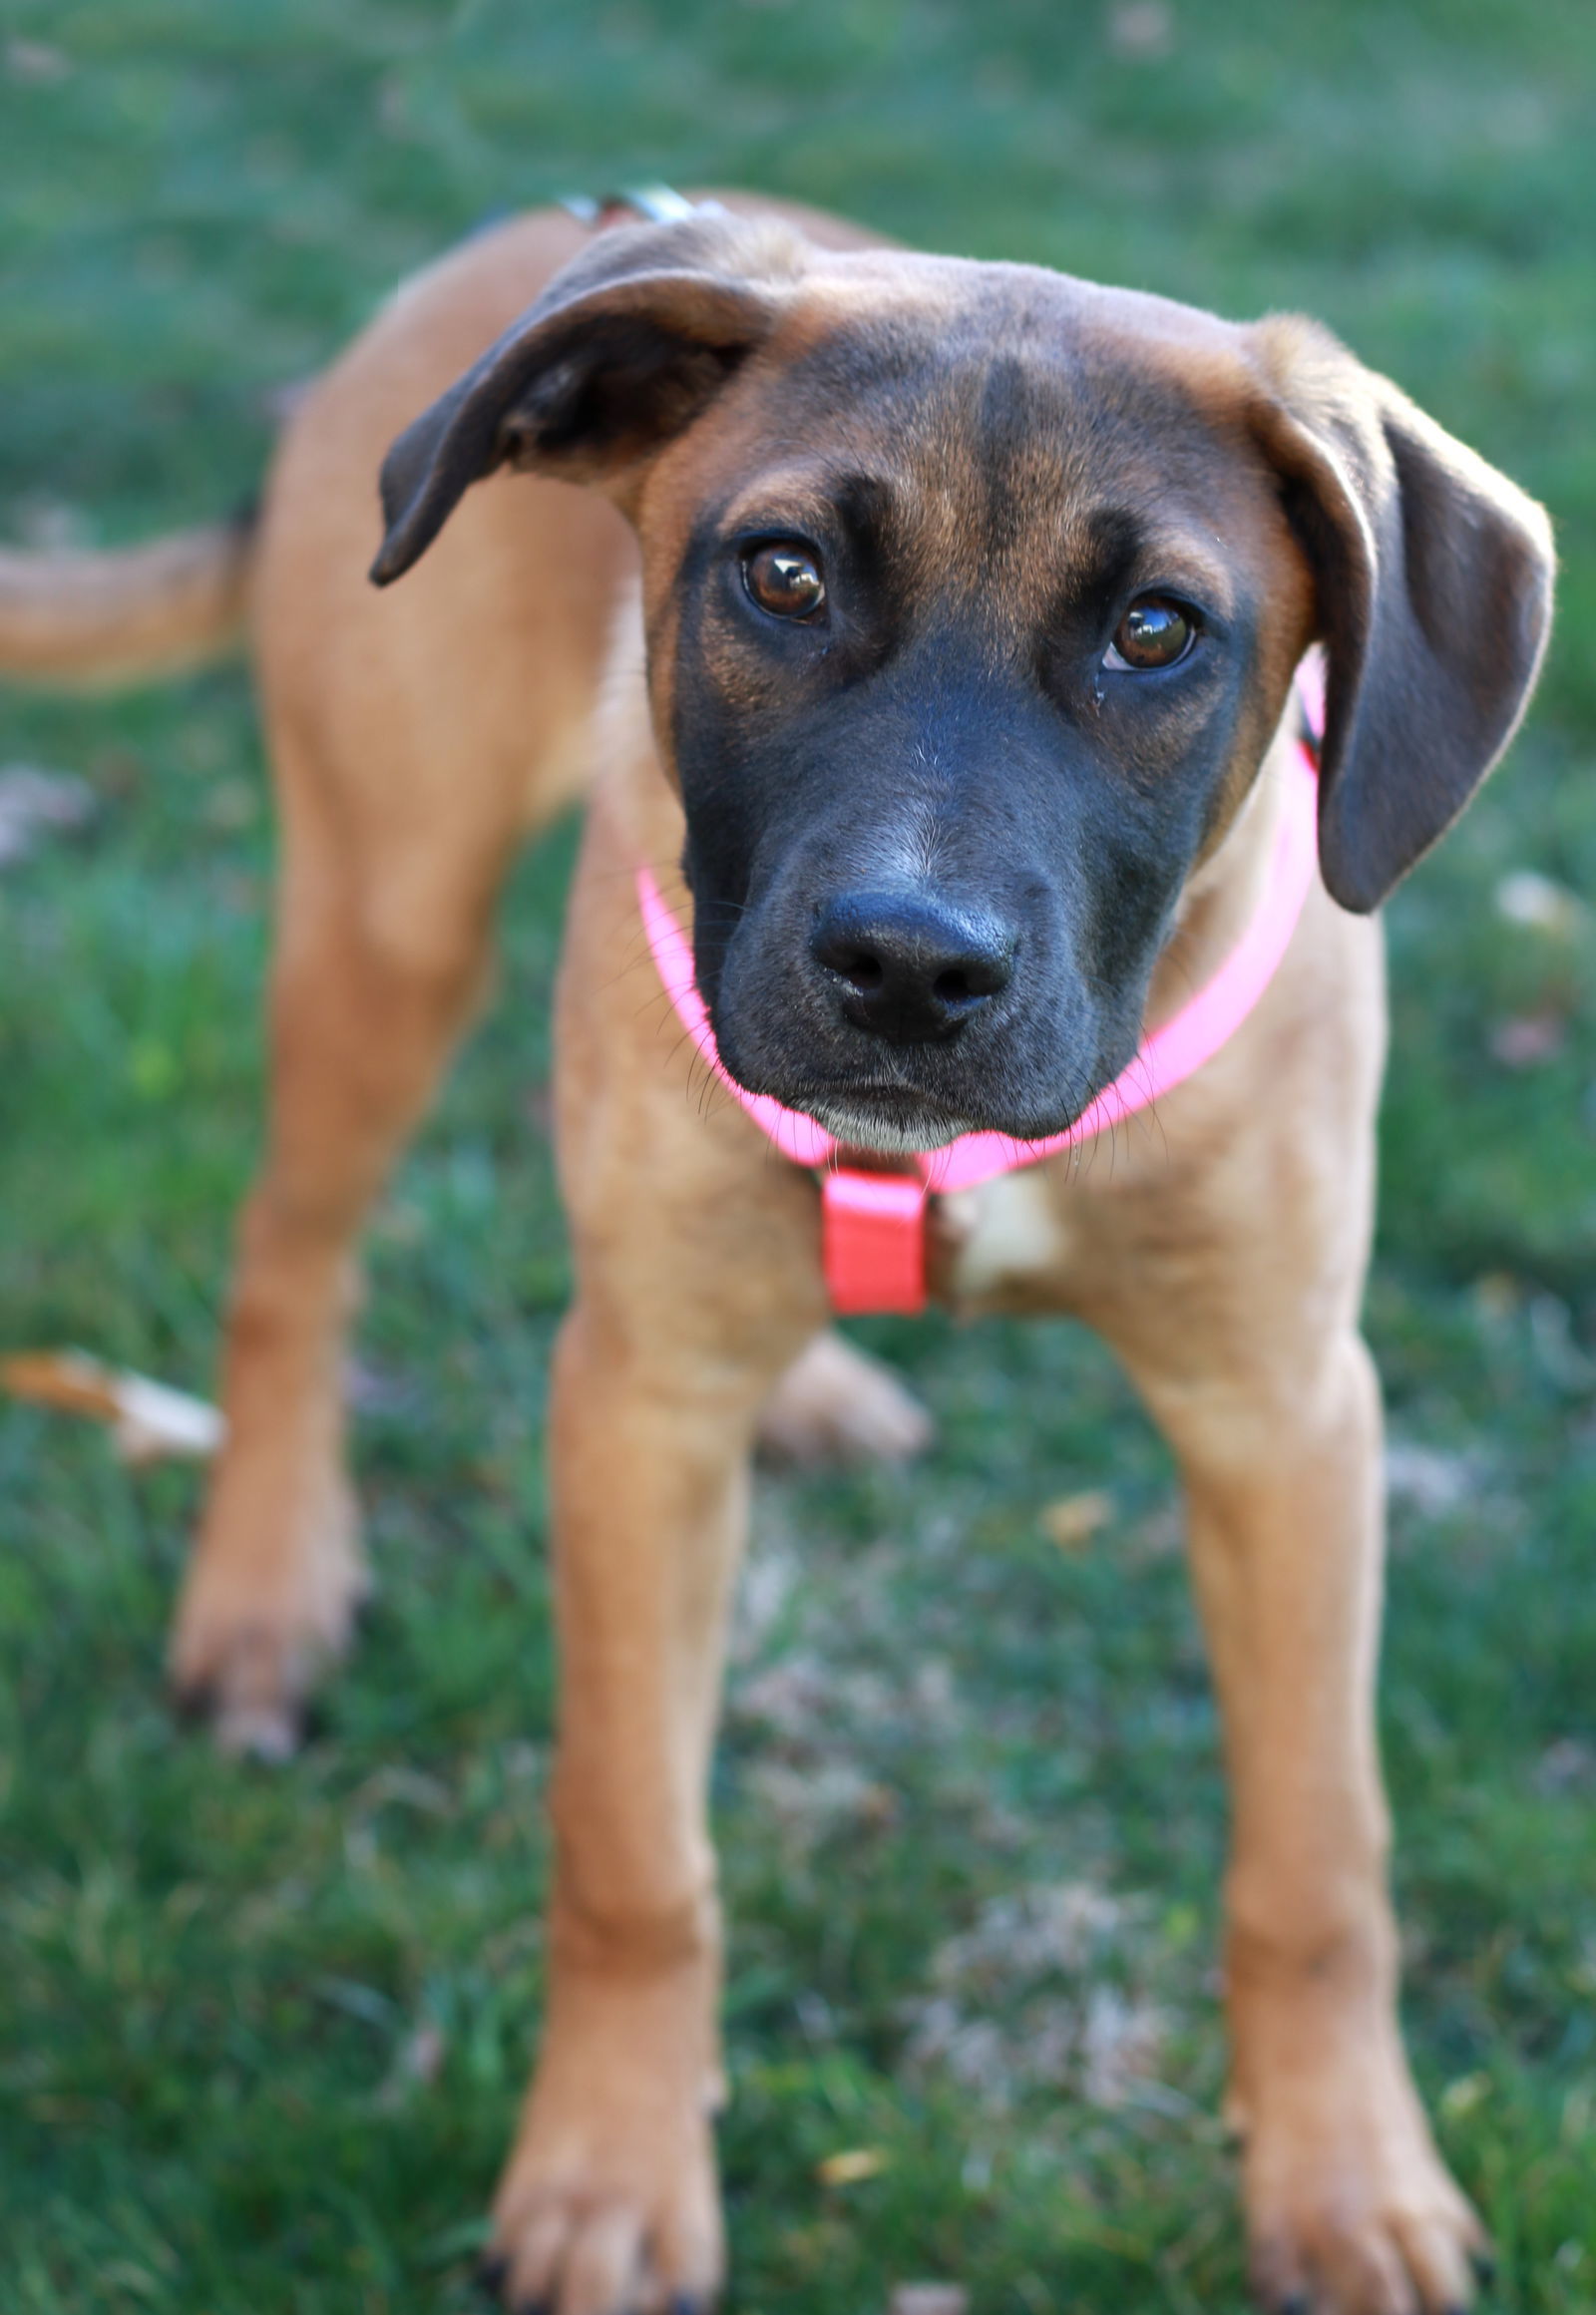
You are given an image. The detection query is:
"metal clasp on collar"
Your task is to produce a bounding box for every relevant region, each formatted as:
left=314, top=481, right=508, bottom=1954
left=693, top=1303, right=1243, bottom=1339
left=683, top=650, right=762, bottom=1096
left=560, top=186, right=726, bottom=228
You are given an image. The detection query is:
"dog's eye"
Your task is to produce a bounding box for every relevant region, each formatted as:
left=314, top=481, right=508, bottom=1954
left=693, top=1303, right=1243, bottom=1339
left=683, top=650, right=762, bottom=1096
left=743, top=543, right=826, bottom=621
left=1104, top=596, right=1196, bottom=671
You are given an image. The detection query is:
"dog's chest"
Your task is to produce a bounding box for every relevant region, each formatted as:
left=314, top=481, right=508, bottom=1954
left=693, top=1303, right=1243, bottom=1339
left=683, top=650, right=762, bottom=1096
left=932, top=1167, right=1074, bottom=1313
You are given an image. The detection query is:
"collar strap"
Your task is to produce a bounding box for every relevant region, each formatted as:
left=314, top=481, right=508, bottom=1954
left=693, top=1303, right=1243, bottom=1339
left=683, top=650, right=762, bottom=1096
left=638, top=677, right=1323, bottom=1318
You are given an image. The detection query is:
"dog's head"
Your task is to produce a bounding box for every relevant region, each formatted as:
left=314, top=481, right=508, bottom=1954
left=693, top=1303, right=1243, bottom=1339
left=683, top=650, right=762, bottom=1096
left=373, top=210, right=1553, bottom=1151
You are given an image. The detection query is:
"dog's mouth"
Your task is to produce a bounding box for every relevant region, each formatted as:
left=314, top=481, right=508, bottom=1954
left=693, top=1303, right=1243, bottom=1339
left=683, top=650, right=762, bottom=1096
left=802, top=1084, right=981, bottom=1156
left=766, top=1061, right=1098, bottom=1154
left=718, top=1034, right=1107, bottom=1155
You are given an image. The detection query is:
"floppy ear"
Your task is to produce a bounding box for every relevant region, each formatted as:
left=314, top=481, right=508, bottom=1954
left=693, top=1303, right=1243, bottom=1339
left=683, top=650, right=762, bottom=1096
left=1247, top=317, right=1554, bottom=912
left=370, top=212, right=807, bottom=586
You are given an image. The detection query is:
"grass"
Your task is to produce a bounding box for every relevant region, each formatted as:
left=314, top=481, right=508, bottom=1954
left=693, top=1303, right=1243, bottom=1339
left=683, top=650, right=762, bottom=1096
left=1, top=2, right=1593, bottom=2309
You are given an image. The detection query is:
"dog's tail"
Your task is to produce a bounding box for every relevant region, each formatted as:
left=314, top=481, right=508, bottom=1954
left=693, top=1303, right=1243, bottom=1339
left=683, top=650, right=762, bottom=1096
left=0, top=509, right=257, bottom=689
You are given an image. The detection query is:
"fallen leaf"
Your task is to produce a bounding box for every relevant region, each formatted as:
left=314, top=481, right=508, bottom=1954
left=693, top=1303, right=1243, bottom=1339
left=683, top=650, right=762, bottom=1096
left=376, top=2019, right=447, bottom=2112
left=0, top=764, right=97, bottom=867
left=1488, top=1010, right=1566, bottom=1068
left=1494, top=869, right=1585, bottom=938
left=1385, top=1438, right=1479, bottom=1520
left=1106, top=0, right=1174, bottom=58
left=1472, top=1271, right=1522, bottom=1323
left=1528, top=1292, right=1596, bottom=1390
left=1439, top=2072, right=1490, bottom=2121
left=203, top=777, right=257, bottom=831
left=2, top=1350, right=223, bottom=1464
left=1040, top=1488, right=1114, bottom=1550
left=889, top=2288, right=969, bottom=2315
left=344, top=1356, right=419, bottom=1415
left=816, top=2146, right=891, bottom=2186
left=1533, top=1737, right=1596, bottom=1793
left=5, top=37, right=73, bottom=83
left=11, top=499, right=93, bottom=552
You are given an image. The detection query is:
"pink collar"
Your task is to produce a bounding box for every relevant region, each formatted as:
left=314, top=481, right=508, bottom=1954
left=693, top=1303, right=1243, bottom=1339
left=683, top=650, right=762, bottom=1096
left=637, top=667, right=1323, bottom=1316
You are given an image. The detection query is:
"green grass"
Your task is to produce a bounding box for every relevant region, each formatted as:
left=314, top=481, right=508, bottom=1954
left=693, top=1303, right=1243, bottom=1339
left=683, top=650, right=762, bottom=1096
left=2, top=3, right=1594, bottom=2309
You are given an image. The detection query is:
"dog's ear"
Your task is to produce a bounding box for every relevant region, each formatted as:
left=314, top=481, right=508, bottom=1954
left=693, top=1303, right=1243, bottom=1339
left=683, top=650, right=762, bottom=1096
left=370, top=212, right=806, bottom=585
left=1247, top=317, right=1554, bottom=912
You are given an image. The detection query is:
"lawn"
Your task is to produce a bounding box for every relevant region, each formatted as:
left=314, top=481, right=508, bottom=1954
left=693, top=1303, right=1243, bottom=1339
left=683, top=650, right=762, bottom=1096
left=1, top=3, right=1593, bottom=2310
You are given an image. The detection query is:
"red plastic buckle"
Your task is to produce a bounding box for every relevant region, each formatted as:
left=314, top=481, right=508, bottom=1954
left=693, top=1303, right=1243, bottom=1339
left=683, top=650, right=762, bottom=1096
left=821, top=1169, right=929, bottom=1317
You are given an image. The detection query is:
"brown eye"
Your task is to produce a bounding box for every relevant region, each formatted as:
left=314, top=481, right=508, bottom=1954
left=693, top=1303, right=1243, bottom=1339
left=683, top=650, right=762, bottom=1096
left=1104, top=596, right=1196, bottom=671
left=742, top=542, right=826, bottom=621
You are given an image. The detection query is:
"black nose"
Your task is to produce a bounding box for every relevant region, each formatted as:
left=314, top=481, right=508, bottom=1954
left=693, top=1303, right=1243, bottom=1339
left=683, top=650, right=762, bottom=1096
left=810, top=889, right=1015, bottom=1043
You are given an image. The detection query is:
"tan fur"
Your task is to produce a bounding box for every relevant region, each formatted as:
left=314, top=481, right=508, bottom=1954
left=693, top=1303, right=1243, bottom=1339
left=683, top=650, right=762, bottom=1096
left=0, top=519, right=254, bottom=687
left=16, top=197, right=1531, bottom=2314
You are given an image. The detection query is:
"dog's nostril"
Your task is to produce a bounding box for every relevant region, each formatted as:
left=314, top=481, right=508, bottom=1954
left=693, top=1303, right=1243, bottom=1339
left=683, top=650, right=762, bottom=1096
left=811, top=889, right=1016, bottom=1042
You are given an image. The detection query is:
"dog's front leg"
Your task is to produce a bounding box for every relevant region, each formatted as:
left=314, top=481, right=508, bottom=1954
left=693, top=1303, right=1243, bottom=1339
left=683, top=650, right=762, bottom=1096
left=1129, top=1325, right=1485, bottom=2315
left=486, top=1288, right=803, bottom=2315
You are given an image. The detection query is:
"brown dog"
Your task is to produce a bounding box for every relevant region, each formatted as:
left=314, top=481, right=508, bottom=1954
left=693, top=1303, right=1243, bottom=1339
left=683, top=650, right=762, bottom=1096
left=1, top=193, right=1553, bottom=2314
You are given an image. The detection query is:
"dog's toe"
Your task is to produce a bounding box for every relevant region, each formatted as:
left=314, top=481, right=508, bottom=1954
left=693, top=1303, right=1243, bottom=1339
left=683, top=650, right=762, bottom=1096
left=211, top=1692, right=303, bottom=1761
left=169, top=1675, right=215, bottom=1729
left=474, top=2249, right=511, bottom=2299
left=167, top=1615, right=316, bottom=1759
left=1245, top=2089, right=1486, bottom=2315
left=167, top=1476, right=369, bottom=1757
left=487, top=2198, right=712, bottom=2315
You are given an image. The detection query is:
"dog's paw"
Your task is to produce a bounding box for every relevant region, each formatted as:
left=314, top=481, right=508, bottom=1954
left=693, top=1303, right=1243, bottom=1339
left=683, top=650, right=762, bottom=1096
left=1240, top=2059, right=1486, bottom=2315
left=485, top=1978, right=723, bottom=2315
left=168, top=1469, right=367, bottom=1759
left=756, top=1331, right=933, bottom=1468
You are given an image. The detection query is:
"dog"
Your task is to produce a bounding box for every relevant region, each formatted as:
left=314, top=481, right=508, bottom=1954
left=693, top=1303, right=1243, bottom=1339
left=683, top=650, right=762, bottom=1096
left=0, top=191, right=1553, bottom=2315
